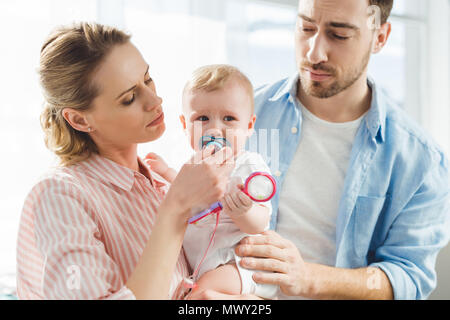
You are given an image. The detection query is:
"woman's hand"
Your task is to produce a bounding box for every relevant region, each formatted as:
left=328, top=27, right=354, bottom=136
left=162, top=145, right=235, bottom=221
left=235, top=230, right=310, bottom=297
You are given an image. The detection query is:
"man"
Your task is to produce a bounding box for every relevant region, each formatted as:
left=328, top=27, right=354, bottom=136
left=194, top=0, right=450, bottom=300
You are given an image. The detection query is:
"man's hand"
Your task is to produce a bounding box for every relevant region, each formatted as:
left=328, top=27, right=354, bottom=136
left=235, top=230, right=311, bottom=297
left=234, top=230, right=394, bottom=300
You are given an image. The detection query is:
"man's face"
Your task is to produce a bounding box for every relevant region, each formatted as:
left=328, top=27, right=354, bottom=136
left=295, top=0, right=376, bottom=98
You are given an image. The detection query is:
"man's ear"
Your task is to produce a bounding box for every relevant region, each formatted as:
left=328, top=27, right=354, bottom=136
left=179, top=114, right=187, bottom=131
left=372, top=22, right=391, bottom=54
left=62, top=108, right=92, bottom=133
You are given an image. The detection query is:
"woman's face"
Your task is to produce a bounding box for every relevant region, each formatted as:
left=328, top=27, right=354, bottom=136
left=86, top=42, right=165, bottom=150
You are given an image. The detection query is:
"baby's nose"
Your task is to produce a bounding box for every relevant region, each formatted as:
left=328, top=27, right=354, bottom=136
left=203, top=128, right=223, bottom=139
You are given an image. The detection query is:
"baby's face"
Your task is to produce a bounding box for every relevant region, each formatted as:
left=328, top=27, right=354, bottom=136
left=181, top=81, right=256, bottom=155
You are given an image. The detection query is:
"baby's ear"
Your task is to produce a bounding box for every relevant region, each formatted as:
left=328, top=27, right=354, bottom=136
left=247, top=115, right=257, bottom=136
left=179, top=114, right=187, bottom=130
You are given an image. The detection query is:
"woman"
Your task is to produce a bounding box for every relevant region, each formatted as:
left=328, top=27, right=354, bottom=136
left=16, top=22, right=234, bottom=300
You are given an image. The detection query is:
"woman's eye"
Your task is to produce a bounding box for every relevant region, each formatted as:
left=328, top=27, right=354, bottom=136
left=145, top=77, right=153, bottom=86
left=224, top=116, right=236, bottom=121
left=197, top=116, right=209, bottom=121
left=122, top=93, right=135, bottom=106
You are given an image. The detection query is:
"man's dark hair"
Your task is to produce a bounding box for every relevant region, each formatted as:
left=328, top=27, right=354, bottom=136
left=369, top=0, right=394, bottom=24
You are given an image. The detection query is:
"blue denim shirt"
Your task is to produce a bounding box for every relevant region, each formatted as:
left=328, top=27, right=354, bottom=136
left=250, top=74, right=450, bottom=299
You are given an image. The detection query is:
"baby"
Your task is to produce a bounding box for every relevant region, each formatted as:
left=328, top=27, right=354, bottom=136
left=146, top=65, right=278, bottom=299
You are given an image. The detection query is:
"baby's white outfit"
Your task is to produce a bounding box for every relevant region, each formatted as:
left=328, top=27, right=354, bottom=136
left=183, top=151, right=279, bottom=299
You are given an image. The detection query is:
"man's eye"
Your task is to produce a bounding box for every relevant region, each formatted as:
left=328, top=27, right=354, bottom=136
left=332, top=33, right=350, bottom=40
left=197, top=116, right=209, bottom=121
left=302, top=28, right=315, bottom=32
left=224, top=116, right=236, bottom=121
left=122, top=94, right=135, bottom=106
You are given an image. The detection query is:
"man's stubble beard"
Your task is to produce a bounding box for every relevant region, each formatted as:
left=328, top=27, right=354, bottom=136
left=300, top=48, right=372, bottom=99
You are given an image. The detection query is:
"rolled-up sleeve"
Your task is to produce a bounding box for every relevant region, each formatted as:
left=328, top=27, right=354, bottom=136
left=370, top=153, right=450, bottom=300
left=29, top=179, right=136, bottom=300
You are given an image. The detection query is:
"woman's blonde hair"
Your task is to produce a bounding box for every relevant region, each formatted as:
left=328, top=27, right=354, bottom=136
left=39, top=22, right=131, bottom=166
left=183, top=64, right=255, bottom=113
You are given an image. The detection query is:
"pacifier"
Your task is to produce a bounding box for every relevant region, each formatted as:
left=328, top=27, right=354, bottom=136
left=200, top=135, right=230, bottom=153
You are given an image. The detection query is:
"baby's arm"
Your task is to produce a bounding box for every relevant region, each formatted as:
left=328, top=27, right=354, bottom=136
left=188, top=186, right=270, bottom=298
left=222, top=184, right=271, bottom=235
left=144, top=153, right=178, bottom=183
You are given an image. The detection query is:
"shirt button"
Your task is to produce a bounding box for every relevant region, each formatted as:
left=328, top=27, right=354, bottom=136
left=274, top=171, right=282, bottom=177
left=291, top=127, right=298, bottom=134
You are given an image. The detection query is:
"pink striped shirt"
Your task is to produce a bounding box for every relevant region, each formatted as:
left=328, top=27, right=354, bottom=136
left=16, top=153, right=190, bottom=300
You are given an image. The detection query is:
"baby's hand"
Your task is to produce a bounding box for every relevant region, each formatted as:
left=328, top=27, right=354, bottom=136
left=144, top=152, right=169, bottom=176
left=222, top=183, right=253, bottom=216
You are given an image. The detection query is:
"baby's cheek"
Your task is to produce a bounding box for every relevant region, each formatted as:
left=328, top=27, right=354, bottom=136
left=188, top=134, right=200, bottom=151
left=232, top=136, right=248, bottom=152
left=187, top=123, right=205, bottom=151
left=190, top=139, right=197, bottom=151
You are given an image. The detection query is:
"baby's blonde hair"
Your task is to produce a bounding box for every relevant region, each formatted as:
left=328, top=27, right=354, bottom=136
left=39, top=22, right=131, bottom=166
left=183, top=64, right=254, bottom=113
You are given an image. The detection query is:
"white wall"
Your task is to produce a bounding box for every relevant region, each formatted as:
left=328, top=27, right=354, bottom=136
left=427, top=0, right=450, bottom=299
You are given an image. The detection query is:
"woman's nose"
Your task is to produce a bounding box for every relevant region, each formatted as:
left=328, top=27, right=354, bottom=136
left=143, top=88, right=163, bottom=112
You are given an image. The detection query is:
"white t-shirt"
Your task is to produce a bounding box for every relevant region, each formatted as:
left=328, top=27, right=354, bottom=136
left=276, top=103, right=366, bottom=299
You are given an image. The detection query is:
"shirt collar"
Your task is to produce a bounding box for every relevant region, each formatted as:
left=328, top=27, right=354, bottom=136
left=268, top=73, right=386, bottom=143
left=268, top=73, right=299, bottom=102
left=137, top=157, right=168, bottom=189
left=81, top=153, right=167, bottom=192
left=365, top=76, right=386, bottom=143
